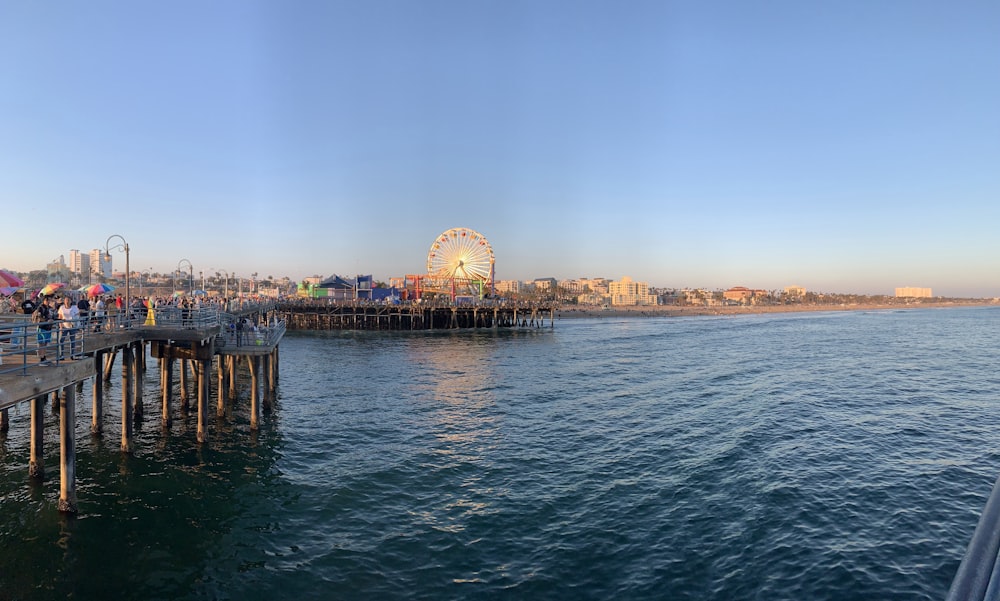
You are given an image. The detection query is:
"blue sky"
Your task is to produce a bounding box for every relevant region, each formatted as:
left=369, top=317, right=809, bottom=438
left=2, top=1, right=998, bottom=296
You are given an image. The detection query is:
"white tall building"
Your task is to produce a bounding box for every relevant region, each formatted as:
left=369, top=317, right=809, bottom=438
left=895, top=287, right=932, bottom=298
left=69, top=249, right=90, bottom=275
left=90, top=248, right=111, bottom=278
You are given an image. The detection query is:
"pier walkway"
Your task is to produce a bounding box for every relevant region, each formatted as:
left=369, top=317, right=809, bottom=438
left=0, top=302, right=284, bottom=513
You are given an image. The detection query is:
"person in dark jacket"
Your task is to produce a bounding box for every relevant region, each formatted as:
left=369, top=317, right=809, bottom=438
left=33, top=297, right=54, bottom=364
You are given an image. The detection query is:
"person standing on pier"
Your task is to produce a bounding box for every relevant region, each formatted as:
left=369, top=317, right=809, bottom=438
left=93, top=296, right=105, bottom=332
left=33, top=297, right=53, bottom=364
left=76, top=295, right=90, bottom=331
left=57, top=296, right=80, bottom=359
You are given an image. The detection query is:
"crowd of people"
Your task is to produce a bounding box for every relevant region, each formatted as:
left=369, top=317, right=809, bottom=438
left=1, top=291, right=281, bottom=364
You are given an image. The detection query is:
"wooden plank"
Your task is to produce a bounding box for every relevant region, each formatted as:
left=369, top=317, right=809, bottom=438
left=0, top=360, right=96, bottom=411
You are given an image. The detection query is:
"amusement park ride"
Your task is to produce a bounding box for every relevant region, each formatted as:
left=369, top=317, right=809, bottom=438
left=400, top=227, right=495, bottom=301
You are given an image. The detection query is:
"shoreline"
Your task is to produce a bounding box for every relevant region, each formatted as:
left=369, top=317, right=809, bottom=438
left=556, top=301, right=999, bottom=319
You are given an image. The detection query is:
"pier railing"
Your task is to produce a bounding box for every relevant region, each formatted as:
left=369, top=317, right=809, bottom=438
left=0, top=315, right=89, bottom=375
left=946, top=473, right=1000, bottom=600
left=0, top=302, right=285, bottom=373
left=216, top=315, right=285, bottom=349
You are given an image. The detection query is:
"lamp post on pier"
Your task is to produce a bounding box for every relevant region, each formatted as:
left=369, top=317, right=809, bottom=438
left=105, top=234, right=130, bottom=326
left=212, top=268, right=229, bottom=298
left=177, top=259, right=193, bottom=295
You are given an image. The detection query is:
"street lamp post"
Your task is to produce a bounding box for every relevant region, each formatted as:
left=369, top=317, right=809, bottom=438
left=105, top=234, right=129, bottom=327
left=178, top=259, right=193, bottom=295
left=212, top=268, right=229, bottom=298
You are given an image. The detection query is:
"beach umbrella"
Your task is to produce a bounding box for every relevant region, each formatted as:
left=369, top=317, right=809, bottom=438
left=192, top=289, right=207, bottom=297
left=0, top=270, right=24, bottom=288
left=0, top=286, right=18, bottom=296
left=38, top=282, right=66, bottom=296
left=84, top=283, right=114, bottom=297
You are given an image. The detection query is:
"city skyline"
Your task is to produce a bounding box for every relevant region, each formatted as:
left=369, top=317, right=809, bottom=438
left=2, top=2, right=998, bottom=296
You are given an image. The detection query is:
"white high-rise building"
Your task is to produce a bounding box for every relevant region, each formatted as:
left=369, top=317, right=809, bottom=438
left=90, top=248, right=111, bottom=279
left=69, top=249, right=90, bottom=275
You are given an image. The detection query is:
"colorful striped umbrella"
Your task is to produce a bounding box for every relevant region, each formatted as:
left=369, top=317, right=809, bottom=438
left=0, top=269, right=24, bottom=288
left=38, top=282, right=66, bottom=296
left=83, top=283, right=114, bottom=296
left=0, top=286, right=18, bottom=296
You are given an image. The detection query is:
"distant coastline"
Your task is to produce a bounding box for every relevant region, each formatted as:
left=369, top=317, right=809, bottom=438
left=556, top=300, right=999, bottom=319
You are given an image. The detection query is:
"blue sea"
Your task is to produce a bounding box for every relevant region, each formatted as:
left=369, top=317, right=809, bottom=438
left=2, top=307, right=999, bottom=600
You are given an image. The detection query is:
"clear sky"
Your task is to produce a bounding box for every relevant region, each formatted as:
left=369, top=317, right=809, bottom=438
left=2, top=1, right=998, bottom=296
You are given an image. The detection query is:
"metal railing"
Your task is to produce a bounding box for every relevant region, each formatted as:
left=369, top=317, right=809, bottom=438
left=946, top=473, right=1000, bottom=600
left=216, top=315, right=286, bottom=349
left=0, top=303, right=286, bottom=374
left=0, top=315, right=89, bottom=375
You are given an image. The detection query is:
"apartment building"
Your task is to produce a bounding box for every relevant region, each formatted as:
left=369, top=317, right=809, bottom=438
left=895, top=287, right=932, bottom=298
left=609, top=276, right=657, bottom=306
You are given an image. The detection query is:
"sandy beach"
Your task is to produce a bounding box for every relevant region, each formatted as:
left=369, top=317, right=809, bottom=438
left=556, top=300, right=999, bottom=319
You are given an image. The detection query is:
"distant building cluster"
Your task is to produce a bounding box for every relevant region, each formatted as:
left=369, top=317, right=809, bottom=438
left=895, top=287, right=932, bottom=298
left=68, top=248, right=112, bottom=279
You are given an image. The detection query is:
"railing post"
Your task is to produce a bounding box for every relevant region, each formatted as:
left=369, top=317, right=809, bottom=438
left=947, top=474, right=1000, bottom=600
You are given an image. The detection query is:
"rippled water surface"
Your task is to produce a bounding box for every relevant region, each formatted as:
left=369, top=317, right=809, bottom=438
left=3, top=307, right=1000, bottom=600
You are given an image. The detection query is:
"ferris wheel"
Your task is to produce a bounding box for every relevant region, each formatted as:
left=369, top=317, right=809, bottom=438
left=426, top=227, right=495, bottom=284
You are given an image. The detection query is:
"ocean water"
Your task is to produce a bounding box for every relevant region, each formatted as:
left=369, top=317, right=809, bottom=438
left=2, top=307, right=1000, bottom=600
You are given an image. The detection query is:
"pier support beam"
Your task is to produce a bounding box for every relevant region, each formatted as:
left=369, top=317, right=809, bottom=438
left=217, top=357, right=226, bottom=416
left=29, top=395, right=44, bottom=479
left=249, top=355, right=260, bottom=430
left=58, top=385, right=77, bottom=513
left=196, top=360, right=208, bottom=443
left=161, top=356, right=173, bottom=427
left=103, top=351, right=116, bottom=381
left=132, top=342, right=143, bottom=419
left=0, top=407, right=8, bottom=434
left=122, top=346, right=134, bottom=453
left=91, top=352, right=104, bottom=436
left=228, top=356, right=237, bottom=400
left=261, top=354, right=271, bottom=412
left=179, top=359, right=189, bottom=409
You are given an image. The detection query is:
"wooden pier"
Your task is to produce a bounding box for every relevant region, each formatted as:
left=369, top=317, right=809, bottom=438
left=0, top=303, right=283, bottom=513
left=277, top=302, right=555, bottom=331
left=0, top=300, right=548, bottom=514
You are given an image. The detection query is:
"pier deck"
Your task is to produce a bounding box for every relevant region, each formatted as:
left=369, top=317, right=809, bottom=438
left=0, top=302, right=283, bottom=513
left=277, top=301, right=555, bottom=330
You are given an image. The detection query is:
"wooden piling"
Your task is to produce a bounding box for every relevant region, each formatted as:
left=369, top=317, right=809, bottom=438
left=0, top=407, right=8, bottom=434
left=161, top=356, right=173, bottom=427
left=103, top=351, right=116, bottom=381
left=122, top=345, right=134, bottom=453
left=29, top=395, right=44, bottom=479
left=262, top=353, right=272, bottom=412
left=58, top=385, right=77, bottom=513
left=179, top=359, right=189, bottom=409
left=249, top=355, right=260, bottom=430
left=217, top=357, right=225, bottom=416
left=92, top=352, right=104, bottom=436
left=132, top=342, right=143, bottom=418
left=228, top=355, right=237, bottom=400
left=196, top=360, right=208, bottom=443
